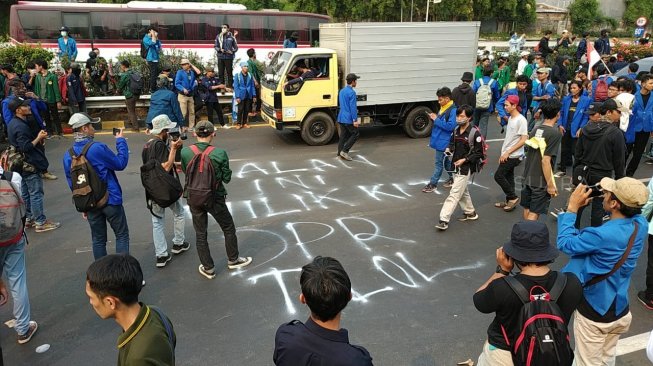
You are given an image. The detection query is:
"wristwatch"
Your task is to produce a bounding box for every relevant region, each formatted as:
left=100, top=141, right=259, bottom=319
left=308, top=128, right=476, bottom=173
left=495, top=265, right=510, bottom=276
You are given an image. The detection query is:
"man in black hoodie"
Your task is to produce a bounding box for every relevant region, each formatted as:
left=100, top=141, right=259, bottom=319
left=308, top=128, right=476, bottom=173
left=573, top=100, right=626, bottom=228
left=552, top=56, right=571, bottom=96
left=538, top=30, right=556, bottom=60
left=452, top=72, right=475, bottom=108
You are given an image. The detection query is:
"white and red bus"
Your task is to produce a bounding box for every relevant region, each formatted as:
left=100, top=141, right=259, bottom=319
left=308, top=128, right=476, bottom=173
left=9, top=1, right=330, bottom=64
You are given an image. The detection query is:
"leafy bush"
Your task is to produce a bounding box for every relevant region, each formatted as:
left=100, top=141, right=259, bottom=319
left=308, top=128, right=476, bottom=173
left=0, top=43, right=55, bottom=74
left=568, top=0, right=614, bottom=34
left=623, top=0, right=653, bottom=29
left=612, top=41, right=653, bottom=60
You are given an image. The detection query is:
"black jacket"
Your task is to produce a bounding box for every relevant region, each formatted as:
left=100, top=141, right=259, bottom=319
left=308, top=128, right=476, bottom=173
left=551, top=59, right=568, bottom=84
left=448, top=124, right=484, bottom=175
left=538, top=37, right=555, bottom=58
left=7, top=116, right=48, bottom=173
left=452, top=83, right=476, bottom=109
left=574, top=121, right=625, bottom=183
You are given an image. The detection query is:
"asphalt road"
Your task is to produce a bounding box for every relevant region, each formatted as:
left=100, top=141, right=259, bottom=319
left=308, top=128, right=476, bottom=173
left=2, top=121, right=652, bottom=366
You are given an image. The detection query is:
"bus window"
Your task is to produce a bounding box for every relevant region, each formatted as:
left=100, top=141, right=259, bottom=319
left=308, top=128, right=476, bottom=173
left=91, top=12, right=138, bottom=40
left=17, top=10, right=60, bottom=41
left=247, top=16, right=265, bottom=43
left=264, top=15, right=285, bottom=44
left=138, top=13, right=184, bottom=41
left=184, top=14, right=219, bottom=41
left=284, top=16, right=309, bottom=44
left=309, top=18, right=322, bottom=45
left=62, top=13, right=90, bottom=40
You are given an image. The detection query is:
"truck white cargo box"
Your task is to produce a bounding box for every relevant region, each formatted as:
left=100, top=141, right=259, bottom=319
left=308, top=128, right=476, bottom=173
left=319, top=22, right=480, bottom=106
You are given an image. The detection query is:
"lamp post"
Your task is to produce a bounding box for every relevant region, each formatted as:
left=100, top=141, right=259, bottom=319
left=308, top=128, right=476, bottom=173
left=425, top=0, right=442, bottom=22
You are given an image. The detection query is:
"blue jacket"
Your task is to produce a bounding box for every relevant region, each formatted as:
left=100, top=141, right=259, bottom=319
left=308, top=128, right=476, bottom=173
left=142, top=35, right=162, bottom=62
left=63, top=139, right=129, bottom=206
left=174, top=69, right=198, bottom=94
left=558, top=94, right=591, bottom=137
left=531, top=80, right=556, bottom=111
left=66, top=74, right=85, bottom=104
left=591, top=76, right=614, bottom=101
left=7, top=116, right=48, bottom=173
left=557, top=213, right=647, bottom=317
left=233, top=72, right=256, bottom=100
left=429, top=105, right=457, bottom=151
left=200, top=76, right=223, bottom=103
left=626, top=91, right=653, bottom=143
left=471, top=76, right=500, bottom=113
left=283, top=39, right=297, bottom=48
left=337, top=86, right=357, bottom=124
left=576, top=38, right=587, bottom=60
left=57, top=37, right=77, bottom=60
left=496, top=88, right=528, bottom=124
left=2, top=97, right=46, bottom=129
left=146, top=89, right=185, bottom=129
left=214, top=32, right=238, bottom=60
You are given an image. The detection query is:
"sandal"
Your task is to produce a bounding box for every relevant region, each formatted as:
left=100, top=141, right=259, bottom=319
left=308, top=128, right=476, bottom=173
left=494, top=202, right=507, bottom=208
left=503, top=198, right=520, bottom=212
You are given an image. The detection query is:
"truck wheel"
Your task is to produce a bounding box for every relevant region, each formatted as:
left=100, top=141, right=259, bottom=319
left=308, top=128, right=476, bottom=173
left=404, top=106, right=433, bottom=138
left=301, top=112, right=335, bottom=146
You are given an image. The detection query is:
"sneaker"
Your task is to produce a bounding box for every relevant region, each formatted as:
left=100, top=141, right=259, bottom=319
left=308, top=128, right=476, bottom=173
left=638, top=291, right=653, bottom=310
left=243, top=124, right=251, bottom=129
left=34, top=220, right=61, bottom=233
left=17, top=321, right=38, bottom=345
left=171, top=241, right=190, bottom=254
left=434, top=221, right=449, bottom=230
left=24, top=219, right=34, bottom=229
left=227, top=256, right=253, bottom=270
left=422, top=183, right=437, bottom=193
left=199, top=264, right=216, bottom=279
left=222, top=125, right=231, bottom=130
left=41, top=172, right=58, bottom=180
left=443, top=178, right=454, bottom=188
left=553, top=171, right=566, bottom=178
left=458, top=212, right=479, bottom=222
left=339, top=152, right=353, bottom=161
left=142, top=280, right=146, bottom=287
left=156, top=255, right=171, bottom=268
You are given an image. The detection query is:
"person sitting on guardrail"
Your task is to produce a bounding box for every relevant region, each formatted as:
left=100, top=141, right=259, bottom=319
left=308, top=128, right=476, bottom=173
left=146, top=76, right=184, bottom=132
left=57, top=26, right=78, bottom=61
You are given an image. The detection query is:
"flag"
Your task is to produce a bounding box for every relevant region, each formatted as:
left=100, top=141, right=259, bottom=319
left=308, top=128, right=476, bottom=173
left=587, top=41, right=601, bottom=79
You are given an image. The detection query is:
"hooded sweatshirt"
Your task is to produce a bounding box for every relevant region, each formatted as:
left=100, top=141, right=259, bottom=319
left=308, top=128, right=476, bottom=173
left=451, top=83, right=476, bottom=109
left=574, top=120, right=625, bottom=183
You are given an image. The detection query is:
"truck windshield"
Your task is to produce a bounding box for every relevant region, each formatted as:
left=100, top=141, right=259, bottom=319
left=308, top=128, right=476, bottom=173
left=263, top=51, right=292, bottom=90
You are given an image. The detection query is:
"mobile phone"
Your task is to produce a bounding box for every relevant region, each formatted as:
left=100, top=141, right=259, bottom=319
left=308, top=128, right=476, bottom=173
left=112, top=128, right=120, bottom=136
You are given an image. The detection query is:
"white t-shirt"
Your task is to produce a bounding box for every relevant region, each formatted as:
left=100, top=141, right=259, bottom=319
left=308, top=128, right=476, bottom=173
left=516, top=59, right=528, bottom=76
left=501, top=113, right=528, bottom=158
left=0, top=167, right=22, bottom=191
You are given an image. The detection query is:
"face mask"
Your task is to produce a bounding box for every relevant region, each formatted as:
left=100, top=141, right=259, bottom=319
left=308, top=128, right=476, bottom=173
left=61, top=31, right=67, bottom=37
left=456, top=117, right=468, bottom=125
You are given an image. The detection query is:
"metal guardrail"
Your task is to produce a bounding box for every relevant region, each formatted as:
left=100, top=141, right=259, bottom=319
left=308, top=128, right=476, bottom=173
left=84, top=93, right=235, bottom=110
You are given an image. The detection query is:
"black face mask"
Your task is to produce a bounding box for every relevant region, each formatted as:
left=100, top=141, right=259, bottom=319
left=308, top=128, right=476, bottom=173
left=291, top=37, right=297, bottom=42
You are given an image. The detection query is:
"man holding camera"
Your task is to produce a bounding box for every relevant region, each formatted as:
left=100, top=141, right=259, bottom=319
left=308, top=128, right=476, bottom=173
left=572, top=100, right=625, bottom=228
left=557, top=177, right=649, bottom=365
left=141, top=115, right=188, bottom=268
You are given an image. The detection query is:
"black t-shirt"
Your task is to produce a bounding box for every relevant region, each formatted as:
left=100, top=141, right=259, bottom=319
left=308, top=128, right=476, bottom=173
left=141, top=138, right=173, bottom=175
left=473, top=271, right=583, bottom=351
left=566, top=100, right=578, bottom=128
left=522, top=124, right=562, bottom=188
left=643, top=92, right=651, bottom=108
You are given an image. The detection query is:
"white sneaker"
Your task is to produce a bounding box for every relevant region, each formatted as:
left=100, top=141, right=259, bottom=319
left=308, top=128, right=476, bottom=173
left=222, top=125, right=231, bottom=129
left=227, top=257, right=252, bottom=270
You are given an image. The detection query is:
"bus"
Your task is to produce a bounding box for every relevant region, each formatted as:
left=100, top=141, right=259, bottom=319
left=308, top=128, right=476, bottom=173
left=9, top=1, right=330, bottom=64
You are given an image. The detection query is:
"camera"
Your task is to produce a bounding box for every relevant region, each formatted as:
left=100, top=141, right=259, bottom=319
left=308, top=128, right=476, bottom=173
left=169, top=130, right=187, bottom=141
left=587, top=183, right=602, bottom=197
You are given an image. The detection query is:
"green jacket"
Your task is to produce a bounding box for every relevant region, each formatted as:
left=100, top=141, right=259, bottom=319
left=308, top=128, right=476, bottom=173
left=33, top=72, right=61, bottom=104
left=117, top=304, right=175, bottom=366
left=118, top=70, right=134, bottom=99
left=247, top=58, right=264, bottom=83
left=180, top=142, right=232, bottom=197
left=492, top=66, right=511, bottom=90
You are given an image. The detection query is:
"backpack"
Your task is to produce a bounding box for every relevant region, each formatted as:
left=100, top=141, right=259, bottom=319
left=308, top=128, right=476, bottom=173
left=0, top=170, right=25, bottom=247
left=503, top=274, right=573, bottom=366
left=140, top=140, right=183, bottom=218
left=594, top=77, right=609, bottom=102
left=184, top=145, right=220, bottom=208
left=129, top=72, right=144, bottom=96
left=68, top=142, right=109, bottom=212
left=0, top=145, right=24, bottom=173
left=475, top=79, right=494, bottom=110
left=459, top=126, right=488, bottom=173
left=140, top=40, right=148, bottom=59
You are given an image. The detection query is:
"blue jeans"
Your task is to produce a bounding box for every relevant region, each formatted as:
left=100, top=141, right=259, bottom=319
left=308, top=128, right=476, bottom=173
left=429, top=150, right=453, bottom=186
left=21, top=172, right=45, bottom=225
left=151, top=200, right=185, bottom=257
left=0, top=237, right=31, bottom=335
left=473, top=109, right=490, bottom=139
left=87, top=204, right=130, bottom=259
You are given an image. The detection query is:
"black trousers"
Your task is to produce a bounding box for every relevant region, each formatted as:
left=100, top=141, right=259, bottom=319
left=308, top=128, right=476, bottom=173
left=218, top=58, right=234, bottom=88
left=558, top=129, right=576, bottom=172
left=574, top=196, right=605, bottom=228
left=148, top=61, right=159, bottom=93
left=338, top=123, right=360, bottom=154
left=626, top=131, right=650, bottom=177
left=43, top=103, right=61, bottom=135
left=206, top=101, right=225, bottom=126
left=494, top=157, right=522, bottom=201
left=646, top=234, right=653, bottom=298
left=237, top=99, right=252, bottom=125
left=189, top=195, right=239, bottom=270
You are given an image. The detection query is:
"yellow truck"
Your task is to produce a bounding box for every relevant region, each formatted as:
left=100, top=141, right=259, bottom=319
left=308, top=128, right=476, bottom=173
left=261, top=22, right=480, bottom=145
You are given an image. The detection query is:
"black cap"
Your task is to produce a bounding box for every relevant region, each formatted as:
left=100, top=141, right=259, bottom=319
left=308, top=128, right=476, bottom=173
left=60, top=26, right=69, bottom=32
left=345, top=73, right=360, bottom=82
left=8, top=97, right=30, bottom=112
left=461, top=72, right=473, bottom=82
left=502, top=221, right=559, bottom=263
left=584, top=102, right=602, bottom=115
left=601, top=99, right=618, bottom=112
left=576, top=67, right=588, bottom=75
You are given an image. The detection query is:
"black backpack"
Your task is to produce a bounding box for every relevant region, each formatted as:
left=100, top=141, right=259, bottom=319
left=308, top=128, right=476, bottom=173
left=140, top=40, right=148, bottom=59
left=130, top=72, right=144, bottom=95
left=140, top=139, right=183, bottom=218
left=503, top=274, right=573, bottom=366
left=184, top=144, right=220, bottom=208
left=68, top=142, right=109, bottom=212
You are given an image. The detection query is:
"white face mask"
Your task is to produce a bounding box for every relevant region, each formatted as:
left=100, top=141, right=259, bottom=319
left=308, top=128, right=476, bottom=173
left=61, top=31, right=67, bottom=37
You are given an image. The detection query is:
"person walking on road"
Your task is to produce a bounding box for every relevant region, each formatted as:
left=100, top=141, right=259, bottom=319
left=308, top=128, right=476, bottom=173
left=143, top=27, right=162, bottom=93
left=422, top=87, right=456, bottom=193
left=337, top=74, right=360, bottom=161
left=174, top=59, right=200, bottom=129
left=472, top=67, right=500, bottom=138
left=451, top=72, right=475, bottom=108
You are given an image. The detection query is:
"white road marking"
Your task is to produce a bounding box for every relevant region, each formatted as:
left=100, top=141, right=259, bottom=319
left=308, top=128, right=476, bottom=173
left=616, top=331, right=650, bottom=356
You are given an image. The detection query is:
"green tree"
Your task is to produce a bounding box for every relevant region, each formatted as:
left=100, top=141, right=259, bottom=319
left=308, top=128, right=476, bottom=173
left=491, top=0, right=517, bottom=21
left=568, top=0, right=603, bottom=33
left=623, top=0, right=653, bottom=28
left=515, top=0, right=536, bottom=30
left=432, top=0, right=474, bottom=21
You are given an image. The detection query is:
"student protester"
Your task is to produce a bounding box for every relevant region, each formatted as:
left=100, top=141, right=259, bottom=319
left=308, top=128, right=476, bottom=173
left=595, top=29, right=612, bottom=55
left=434, top=105, right=482, bottom=231
left=283, top=32, right=299, bottom=49
left=529, top=67, right=557, bottom=131
left=590, top=65, right=614, bottom=102
left=142, top=27, right=162, bottom=93
left=200, top=67, right=227, bottom=128
left=538, top=30, right=556, bottom=60
left=451, top=72, right=475, bottom=108
left=520, top=98, right=562, bottom=221
left=576, top=32, right=589, bottom=62
left=551, top=56, right=571, bottom=96
left=515, top=51, right=529, bottom=77
left=422, top=87, right=456, bottom=193
left=57, top=26, right=77, bottom=61
left=273, top=256, right=373, bottom=365
left=117, top=60, right=140, bottom=132
left=474, top=57, right=491, bottom=80
left=7, top=98, right=60, bottom=233
left=625, top=74, right=653, bottom=177
left=146, top=76, right=184, bottom=131
left=496, top=75, right=529, bottom=126
left=554, top=80, right=591, bottom=178
left=556, top=30, right=573, bottom=49
left=492, top=56, right=511, bottom=92
left=63, top=113, right=129, bottom=259
left=66, top=63, right=86, bottom=114
left=639, top=178, right=653, bottom=309
left=494, top=95, right=528, bottom=212
left=174, top=59, right=200, bottom=129
left=180, top=121, right=252, bottom=279
left=247, top=48, right=264, bottom=116
left=615, top=78, right=637, bottom=132
left=572, top=100, right=626, bottom=228
left=473, top=221, right=582, bottom=366
left=85, top=254, right=175, bottom=365
left=336, top=73, right=360, bottom=161
left=33, top=60, right=63, bottom=137
left=233, top=61, right=257, bottom=130
left=625, top=63, right=639, bottom=80
left=557, top=177, right=649, bottom=366
left=86, top=50, right=109, bottom=95
left=471, top=67, right=500, bottom=138
left=214, top=24, right=238, bottom=88
left=21, top=62, right=36, bottom=92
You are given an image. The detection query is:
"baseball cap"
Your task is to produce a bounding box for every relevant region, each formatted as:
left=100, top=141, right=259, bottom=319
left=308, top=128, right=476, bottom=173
left=240, top=61, right=249, bottom=67
left=8, top=97, right=30, bottom=112
left=150, top=114, right=177, bottom=135
left=599, top=177, right=649, bottom=208
left=195, top=120, right=215, bottom=135
left=346, top=73, right=360, bottom=82
left=601, top=99, right=619, bottom=113
left=68, top=112, right=101, bottom=129
left=536, top=67, right=551, bottom=74
left=520, top=51, right=530, bottom=57
left=583, top=102, right=602, bottom=115
left=180, top=58, right=190, bottom=65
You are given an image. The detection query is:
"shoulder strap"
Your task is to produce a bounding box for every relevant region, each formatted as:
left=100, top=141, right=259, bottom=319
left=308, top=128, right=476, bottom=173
left=149, top=306, right=175, bottom=350
left=488, top=79, right=494, bottom=87
left=80, top=142, right=94, bottom=157
left=203, top=146, right=215, bottom=156
left=503, top=276, right=530, bottom=305
left=549, top=272, right=568, bottom=302
left=585, top=222, right=639, bottom=288
left=479, top=79, right=485, bottom=86
left=189, top=144, right=201, bottom=155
